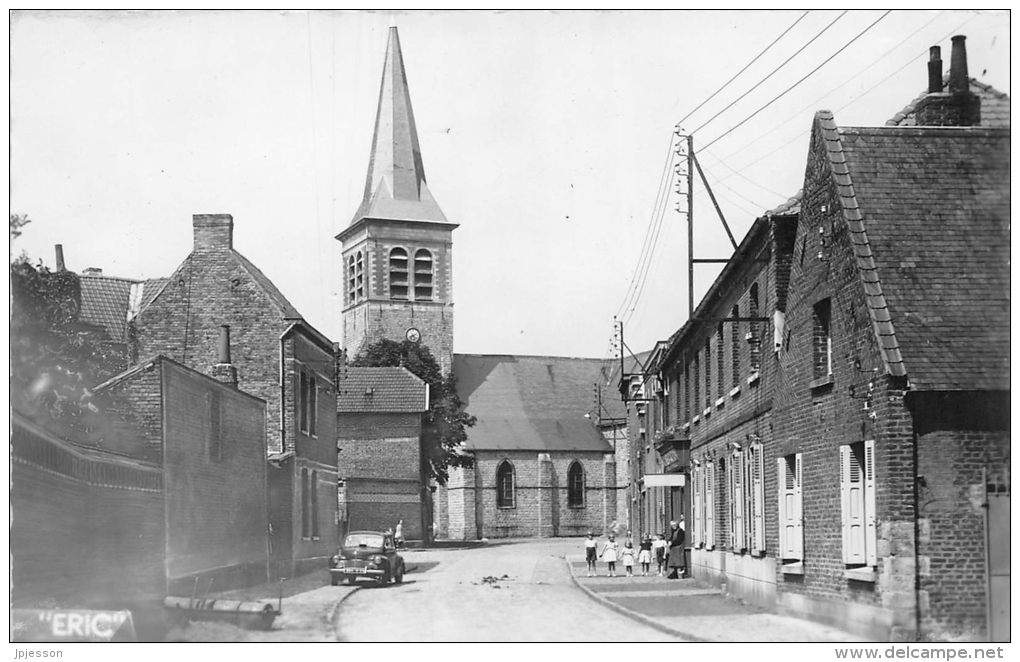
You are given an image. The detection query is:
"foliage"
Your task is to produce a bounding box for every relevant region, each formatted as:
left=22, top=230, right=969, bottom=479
left=10, top=215, right=128, bottom=443
left=351, top=338, right=476, bottom=485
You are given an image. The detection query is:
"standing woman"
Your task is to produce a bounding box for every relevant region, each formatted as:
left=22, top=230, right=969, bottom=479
left=667, top=519, right=686, bottom=579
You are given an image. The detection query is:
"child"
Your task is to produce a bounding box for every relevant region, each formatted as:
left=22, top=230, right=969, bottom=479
left=584, top=532, right=598, bottom=577
left=600, top=534, right=619, bottom=577
left=654, top=533, right=667, bottom=576
left=621, top=541, right=636, bottom=577
left=638, top=534, right=653, bottom=576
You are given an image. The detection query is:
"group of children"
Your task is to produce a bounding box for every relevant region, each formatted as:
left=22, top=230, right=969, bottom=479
left=583, top=531, right=670, bottom=577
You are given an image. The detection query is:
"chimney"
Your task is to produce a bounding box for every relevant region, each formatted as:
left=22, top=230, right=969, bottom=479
left=927, top=46, right=943, bottom=93
left=914, top=35, right=981, bottom=127
left=82, top=267, right=103, bottom=276
left=212, top=324, right=238, bottom=388
left=193, top=214, right=233, bottom=252
left=54, top=244, right=65, bottom=271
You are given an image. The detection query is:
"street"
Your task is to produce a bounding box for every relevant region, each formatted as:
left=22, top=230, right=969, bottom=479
left=335, top=538, right=684, bottom=642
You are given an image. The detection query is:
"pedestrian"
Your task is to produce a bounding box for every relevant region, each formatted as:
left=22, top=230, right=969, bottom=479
left=621, top=541, right=636, bottom=577
left=638, top=534, right=653, bottom=576
left=653, top=533, right=667, bottom=576
left=395, top=519, right=405, bottom=548
left=599, top=534, right=619, bottom=577
left=584, top=531, right=598, bottom=577
left=667, top=519, right=686, bottom=579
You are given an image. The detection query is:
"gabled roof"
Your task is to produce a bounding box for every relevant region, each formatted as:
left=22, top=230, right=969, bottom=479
left=815, top=110, right=1009, bottom=390
left=79, top=274, right=169, bottom=342
left=337, top=366, right=429, bottom=413
left=453, top=354, right=617, bottom=453
left=232, top=251, right=302, bottom=319
left=346, top=27, right=450, bottom=228
left=886, top=77, right=1010, bottom=128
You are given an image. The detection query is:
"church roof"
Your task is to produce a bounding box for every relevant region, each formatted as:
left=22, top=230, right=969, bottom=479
left=347, top=27, right=451, bottom=228
left=453, top=354, right=618, bottom=453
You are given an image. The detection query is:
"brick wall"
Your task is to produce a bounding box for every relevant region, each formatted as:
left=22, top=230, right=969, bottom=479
left=162, top=361, right=270, bottom=591
left=102, top=362, right=164, bottom=460
left=11, top=417, right=165, bottom=610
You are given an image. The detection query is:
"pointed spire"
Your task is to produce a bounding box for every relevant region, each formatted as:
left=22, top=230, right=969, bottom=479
left=350, top=27, right=450, bottom=226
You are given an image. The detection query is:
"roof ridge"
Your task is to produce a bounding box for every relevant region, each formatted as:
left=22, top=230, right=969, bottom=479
left=813, top=110, right=905, bottom=379
left=231, top=249, right=302, bottom=319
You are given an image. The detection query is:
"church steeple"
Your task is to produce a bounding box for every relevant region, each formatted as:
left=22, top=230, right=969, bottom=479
left=350, top=26, right=449, bottom=227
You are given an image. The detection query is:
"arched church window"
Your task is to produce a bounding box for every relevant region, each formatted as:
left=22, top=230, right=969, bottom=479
left=414, top=249, right=434, bottom=301
left=389, top=248, right=408, bottom=300
left=355, top=251, right=364, bottom=302
left=568, top=461, right=585, bottom=508
left=347, top=255, right=356, bottom=304
left=496, top=460, right=516, bottom=509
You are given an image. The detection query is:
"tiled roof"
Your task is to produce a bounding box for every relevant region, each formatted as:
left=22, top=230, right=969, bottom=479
left=453, top=354, right=617, bottom=453
left=886, top=77, right=1010, bottom=128
left=337, top=367, right=429, bottom=413
left=821, top=112, right=1009, bottom=390
left=79, top=274, right=168, bottom=342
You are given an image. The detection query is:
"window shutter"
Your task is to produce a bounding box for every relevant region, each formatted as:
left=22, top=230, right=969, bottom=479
left=753, top=446, right=765, bottom=554
left=692, top=464, right=701, bottom=547
left=842, top=444, right=866, bottom=564
left=777, top=457, right=788, bottom=558
left=705, top=461, right=715, bottom=550
left=733, top=452, right=745, bottom=552
left=792, top=453, right=803, bottom=560
left=864, top=439, right=877, bottom=566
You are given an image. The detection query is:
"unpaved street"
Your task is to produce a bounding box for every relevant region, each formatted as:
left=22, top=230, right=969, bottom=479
left=336, top=538, right=685, bottom=642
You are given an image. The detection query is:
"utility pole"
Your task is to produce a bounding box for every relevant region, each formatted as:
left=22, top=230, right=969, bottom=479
left=687, top=133, right=695, bottom=319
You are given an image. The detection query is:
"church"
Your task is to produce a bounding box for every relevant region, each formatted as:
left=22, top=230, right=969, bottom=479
left=336, top=27, right=628, bottom=540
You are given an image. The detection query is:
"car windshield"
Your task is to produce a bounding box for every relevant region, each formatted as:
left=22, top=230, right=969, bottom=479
left=345, top=533, right=385, bottom=548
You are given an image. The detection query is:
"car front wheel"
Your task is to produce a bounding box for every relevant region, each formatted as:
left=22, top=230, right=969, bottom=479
left=394, top=565, right=404, bottom=584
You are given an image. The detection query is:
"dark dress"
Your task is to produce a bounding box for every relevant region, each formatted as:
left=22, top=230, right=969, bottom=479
left=668, top=526, right=685, bottom=569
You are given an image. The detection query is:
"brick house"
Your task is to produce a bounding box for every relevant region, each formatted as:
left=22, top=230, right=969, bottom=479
left=130, top=213, right=340, bottom=575
left=440, top=355, right=627, bottom=540
left=95, top=355, right=271, bottom=594
left=337, top=366, right=430, bottom=540
left=768, top=38, right=1008, bottom=641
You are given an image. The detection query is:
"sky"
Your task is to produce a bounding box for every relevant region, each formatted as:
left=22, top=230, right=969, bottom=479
left=10, top=9, right=1011, bottom=363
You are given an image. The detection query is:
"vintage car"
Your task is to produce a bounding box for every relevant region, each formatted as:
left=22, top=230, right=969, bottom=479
left=330, top=531, right=406, bottom=586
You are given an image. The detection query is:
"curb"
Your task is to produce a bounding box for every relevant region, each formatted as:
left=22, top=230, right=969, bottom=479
left=564, top=557, right=710, bottom=643
left=328, top=585, right=362, bottom=642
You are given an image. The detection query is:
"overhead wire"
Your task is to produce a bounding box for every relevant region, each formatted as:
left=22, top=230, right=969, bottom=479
left=700, top=10, right=892, bottom=153
left=689, top=11, right=848, bottom=137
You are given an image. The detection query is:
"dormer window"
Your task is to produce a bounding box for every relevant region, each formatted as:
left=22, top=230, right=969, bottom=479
left=414, top=249, right=434, bottom=301
left=389, top=248, right=409, bottom=300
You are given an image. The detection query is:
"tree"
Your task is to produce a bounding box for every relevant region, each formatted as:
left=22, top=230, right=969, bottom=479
left=350, top=339, right=476, bottom=485
left=10, top=215, right=127, bottom=442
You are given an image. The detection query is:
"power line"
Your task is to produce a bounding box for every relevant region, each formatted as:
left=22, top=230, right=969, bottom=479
left=700, top=10, right=892, bottom=153
left=690, top=11, right=848, bottom=137
left=676, top=11, right=810, bottom=128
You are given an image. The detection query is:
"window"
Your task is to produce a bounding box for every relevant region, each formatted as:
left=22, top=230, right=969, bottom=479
left=311, top=470, right=319, bottom=539
left=717, top=324, right=725, bottom=400
left=301, top=468, right=310, bottom=538
left=777, top=453, right=803, bottom=562
left=749, top=283, right=761, bottom=374
left=299, top=368, right=317, bottom=437
left=208, top=390, right=222, bottom=461
left=704, top=339, right=712, bottom=410
left=693, top=354, right=700, bottom=416
left=731, top=305, right=741, bottom=388
left=692, top=462, right=702, bottom=547
left=705, top=460, right=715, bottom=549
left=347, top=251, right=364, bottom=304
left=683, top=362, right=691, bottom=422
left=729, top=451, right=745, bottom=551
left=746, top=443, right=765, bottom=554
left=389, top=248, right=409, bottom=300
left=567, top=461, right=585, bottom=508
left=694, top=459, right=715, bottom=549
left=840, top=441, right=876, bottom=567
left=813, top=299, right=832, bottom=379
left=496, top=460, right=516, bottom=508
left=414, top=249, right=434, bottom=301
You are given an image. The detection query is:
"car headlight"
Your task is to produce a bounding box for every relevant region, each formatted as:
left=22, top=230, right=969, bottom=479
left=331, top=555, right=340, bottom=566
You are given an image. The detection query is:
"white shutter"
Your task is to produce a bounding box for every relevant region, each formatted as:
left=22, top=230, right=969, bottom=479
left=777, top=457, right=788, bottom=558
left=842, top=444, right=867, bottom=564
left=692, top=463, right=702, bottom=547
left=733, top=452, right=745, bottom=552
left=864, top=439, right=877, bottom=566
left=705, top=461, right=714, bottom=550
left=792, top=453, right=803, bottom=560
left=753, top=446, right=764, bottom=554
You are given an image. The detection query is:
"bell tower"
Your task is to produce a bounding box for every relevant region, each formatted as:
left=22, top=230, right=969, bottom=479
left=337, top=27, right=457, bottom=374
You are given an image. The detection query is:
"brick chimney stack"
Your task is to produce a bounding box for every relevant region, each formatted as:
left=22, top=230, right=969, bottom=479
left=212, top=324, right=239, bottom=388
left=914, top=35, right=981, bottom=127
left=193, top=214, right=233, bottom=252
left=54, top=244, right=65, bottom=271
